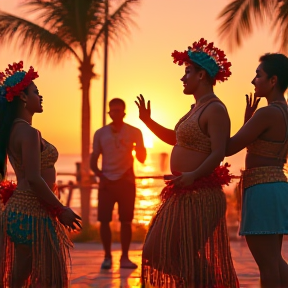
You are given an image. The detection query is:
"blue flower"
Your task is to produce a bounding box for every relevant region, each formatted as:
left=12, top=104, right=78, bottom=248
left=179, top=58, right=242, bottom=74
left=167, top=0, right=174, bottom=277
left=188, top=50, right=219, bottom=78
left=4, top=71, right=26, bottom=87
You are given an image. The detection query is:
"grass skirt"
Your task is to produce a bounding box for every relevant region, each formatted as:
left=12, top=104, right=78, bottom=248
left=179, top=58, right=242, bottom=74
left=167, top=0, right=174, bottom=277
left=0, top=189, right=73, bottom=288
left=142, top=184, right=239, bottom=288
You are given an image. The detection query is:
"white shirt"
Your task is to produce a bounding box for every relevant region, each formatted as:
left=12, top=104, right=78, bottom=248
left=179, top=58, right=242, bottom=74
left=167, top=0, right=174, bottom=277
left=92, top=123, right=145, bottom=180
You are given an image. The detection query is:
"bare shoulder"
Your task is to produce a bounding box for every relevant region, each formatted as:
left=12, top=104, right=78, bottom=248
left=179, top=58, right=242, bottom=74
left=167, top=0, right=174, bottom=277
left=14, top=123, right=40, bottom=142
left=253, top=106, right=278, bottom=119
left=207, top=99, right=227, bottom=111
left=205, top=100, right=229, bottom=118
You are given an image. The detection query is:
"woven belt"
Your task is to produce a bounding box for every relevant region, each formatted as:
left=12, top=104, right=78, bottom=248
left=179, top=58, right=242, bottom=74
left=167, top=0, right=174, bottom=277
left=242, top=166, right=287, bottom=189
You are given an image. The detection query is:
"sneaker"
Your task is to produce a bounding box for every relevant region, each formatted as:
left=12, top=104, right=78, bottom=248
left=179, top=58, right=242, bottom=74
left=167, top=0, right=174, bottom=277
left=120, top=256, right=138, bottom=269
left=101, top=257, right=112, bottom=269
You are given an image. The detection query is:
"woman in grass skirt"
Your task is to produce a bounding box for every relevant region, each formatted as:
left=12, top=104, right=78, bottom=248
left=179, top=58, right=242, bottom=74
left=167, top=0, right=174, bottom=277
left=0, top=61, right=81, bottom=288
left=135, top=38, right=239, bottom=288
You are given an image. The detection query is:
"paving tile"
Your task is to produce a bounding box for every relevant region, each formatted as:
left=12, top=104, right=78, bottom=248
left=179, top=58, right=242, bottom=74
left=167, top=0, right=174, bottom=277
left=70, top=240, right=288, bottom=288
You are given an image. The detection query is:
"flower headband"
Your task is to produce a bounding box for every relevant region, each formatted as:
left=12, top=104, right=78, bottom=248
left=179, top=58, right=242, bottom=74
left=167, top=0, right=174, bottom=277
left=171, top=38, right=231, bottom=83
left=0, top=61, right=39, bottom=102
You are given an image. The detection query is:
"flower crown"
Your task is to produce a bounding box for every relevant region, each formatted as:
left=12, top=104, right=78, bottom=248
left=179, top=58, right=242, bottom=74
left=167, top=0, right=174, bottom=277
left=171, top=38, right=231, bottom=83
left=0, top=61, right=39, bottom=102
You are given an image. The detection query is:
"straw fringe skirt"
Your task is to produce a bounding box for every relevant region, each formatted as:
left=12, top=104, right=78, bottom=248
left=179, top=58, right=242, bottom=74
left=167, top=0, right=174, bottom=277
left=0, top=189, right=72, bottom=288
left=142, top=185, right=239, bottom=288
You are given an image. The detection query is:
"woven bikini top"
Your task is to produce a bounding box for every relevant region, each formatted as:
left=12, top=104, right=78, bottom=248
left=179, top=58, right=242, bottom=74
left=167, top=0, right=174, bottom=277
left=8, top=120, right=58, bottom=172
left=175, top=98, right=224, bottom=153
left=246, top=102, right=288, bottom=162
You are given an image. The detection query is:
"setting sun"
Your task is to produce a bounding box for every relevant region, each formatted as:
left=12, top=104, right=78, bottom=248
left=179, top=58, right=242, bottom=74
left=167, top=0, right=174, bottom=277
left=143, top=133, right=154, bottom=149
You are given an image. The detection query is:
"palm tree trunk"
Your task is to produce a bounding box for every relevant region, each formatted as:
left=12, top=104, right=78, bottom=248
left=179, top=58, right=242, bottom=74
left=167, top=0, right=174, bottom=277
left=79, top=63, right=93, bottom=228
left=103, top=0, right=109, bottom=126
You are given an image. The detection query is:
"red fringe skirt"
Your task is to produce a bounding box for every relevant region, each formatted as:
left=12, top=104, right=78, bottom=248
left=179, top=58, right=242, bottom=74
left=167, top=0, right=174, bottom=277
left=0, top=188, right=72, bottom=288
left=141, top=168, right=239, bottom=288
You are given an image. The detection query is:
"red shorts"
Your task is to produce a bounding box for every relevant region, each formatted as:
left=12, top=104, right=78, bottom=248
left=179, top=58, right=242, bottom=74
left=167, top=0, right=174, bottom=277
left=97, top=173, right=136, bottom=223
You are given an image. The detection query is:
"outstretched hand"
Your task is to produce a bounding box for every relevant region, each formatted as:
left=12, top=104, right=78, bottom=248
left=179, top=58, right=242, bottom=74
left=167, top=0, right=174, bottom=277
left=135, top=94, right=151, bottom=123
left=58, top=207, right=82, bottom=231
left=244, top=93, right=260, bottom=123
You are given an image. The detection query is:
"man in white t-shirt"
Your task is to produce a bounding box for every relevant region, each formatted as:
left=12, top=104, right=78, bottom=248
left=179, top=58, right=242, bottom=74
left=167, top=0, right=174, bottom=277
left=90, top=98, right=146, bottom=269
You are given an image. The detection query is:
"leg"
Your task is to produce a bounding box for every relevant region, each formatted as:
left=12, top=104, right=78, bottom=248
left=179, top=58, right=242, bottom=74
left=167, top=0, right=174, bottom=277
left=11, top=243, right=32, bottom=288
left=278, top=235, right=288, bottom=287
left=246, top=234, right=282, bottom=288
left=97, top=178, right=115, bottom=266
left=117, top=178, right=137, bottom=268
left=100, top=221, right=112, bottom=258
left=120, top=221, right=137, bottom=268
left=120, top=221, right=132, bottom=258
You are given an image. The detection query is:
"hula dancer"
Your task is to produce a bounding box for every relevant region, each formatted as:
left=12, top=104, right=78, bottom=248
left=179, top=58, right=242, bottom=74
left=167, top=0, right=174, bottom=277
left=227, top=53, right=288, bottom=288
left=0, top=61, right=81, bottom=288
left=135, top=38, right=239, bottom=288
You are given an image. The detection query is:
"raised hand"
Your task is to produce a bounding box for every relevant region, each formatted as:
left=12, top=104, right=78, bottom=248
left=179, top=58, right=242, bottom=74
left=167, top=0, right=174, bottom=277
left=244, top=93, right=260, bottom=123
left=58, top=207, right=82, bottom=231
left=135, top=94, right=151, bottom=123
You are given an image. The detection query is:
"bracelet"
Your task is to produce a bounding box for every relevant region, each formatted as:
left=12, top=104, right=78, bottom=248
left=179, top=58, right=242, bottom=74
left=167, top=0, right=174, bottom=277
left=41, top=201, right=69, bottom=218
left=53, top=206, right=69, bottom=218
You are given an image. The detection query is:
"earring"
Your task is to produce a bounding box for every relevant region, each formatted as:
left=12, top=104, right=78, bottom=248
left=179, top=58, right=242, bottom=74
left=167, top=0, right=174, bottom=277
left=24, top=102, right=26, bottom=108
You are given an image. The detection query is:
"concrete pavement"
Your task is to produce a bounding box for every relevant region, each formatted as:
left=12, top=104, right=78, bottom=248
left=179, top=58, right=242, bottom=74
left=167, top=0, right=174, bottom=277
left=69, top=238, right=288, bottom=288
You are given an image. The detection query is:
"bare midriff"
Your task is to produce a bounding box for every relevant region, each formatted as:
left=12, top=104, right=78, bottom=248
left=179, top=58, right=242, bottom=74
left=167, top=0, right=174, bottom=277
left=170, top=145, right=210, bottom=172
left=16, top=167, right=56, bottom=191
left=41, top=168, right=57, bottom=189
left=245, top=153, right=284, bottom=170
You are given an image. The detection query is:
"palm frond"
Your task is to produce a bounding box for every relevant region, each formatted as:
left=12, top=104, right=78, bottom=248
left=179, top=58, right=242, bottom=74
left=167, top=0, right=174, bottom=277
left=0, top=0, right=140, bottom=63
left=0, top=11, right=81, bottom=63
left=275, top=0, right=288, bottom=52
left=89, top=0, right=139, bottom=56
left=218, top=0, right=278, bottom=50
left=21, top=0, right=105, bottom=52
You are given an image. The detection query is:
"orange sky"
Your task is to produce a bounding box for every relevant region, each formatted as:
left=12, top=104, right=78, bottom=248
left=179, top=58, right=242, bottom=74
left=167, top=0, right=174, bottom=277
left=0, top=0, right=280, bottom=171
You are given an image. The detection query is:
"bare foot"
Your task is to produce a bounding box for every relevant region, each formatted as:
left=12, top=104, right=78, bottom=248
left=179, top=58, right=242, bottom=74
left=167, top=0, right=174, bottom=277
left=120, top=256, right=138, bottom=269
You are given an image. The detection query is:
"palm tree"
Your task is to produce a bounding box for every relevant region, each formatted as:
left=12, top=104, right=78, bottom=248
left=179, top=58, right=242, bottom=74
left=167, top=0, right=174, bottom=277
left=218, top=0, right=288, bottom=51
left=0, top=0, right=139, bottom=228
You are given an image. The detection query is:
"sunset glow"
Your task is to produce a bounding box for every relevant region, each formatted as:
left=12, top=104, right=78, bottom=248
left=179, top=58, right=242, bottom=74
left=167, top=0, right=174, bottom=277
left=0, top=0, right=277, bottom=168
left=143, top=133, right=153, bottom=148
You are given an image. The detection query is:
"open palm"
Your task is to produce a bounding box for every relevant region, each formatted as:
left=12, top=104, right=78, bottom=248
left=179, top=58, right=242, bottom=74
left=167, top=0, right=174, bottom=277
left=58, top=208, right=82, bottom=231
left=244, top=93, right=260, bottom=123
left=135, top=94, right=151, bottom=123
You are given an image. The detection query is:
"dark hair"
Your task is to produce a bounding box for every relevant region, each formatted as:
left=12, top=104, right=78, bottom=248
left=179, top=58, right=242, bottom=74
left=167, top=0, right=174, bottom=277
left=109, top=98, right=126, bottom=109
left=0, top=88, right=27, bottom=178
left=191, top=62, right=216, bottom=86
left=259, top=53, right=288, bottom=92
